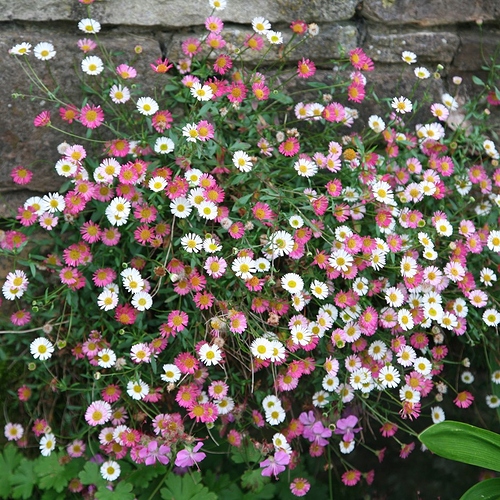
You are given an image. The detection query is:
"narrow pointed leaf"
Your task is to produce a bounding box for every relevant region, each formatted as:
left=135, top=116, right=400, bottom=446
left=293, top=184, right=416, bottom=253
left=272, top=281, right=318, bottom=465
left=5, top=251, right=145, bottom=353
left=419, top=421, right=500, bottom=472
left=460, top=478, right=500, bottom=500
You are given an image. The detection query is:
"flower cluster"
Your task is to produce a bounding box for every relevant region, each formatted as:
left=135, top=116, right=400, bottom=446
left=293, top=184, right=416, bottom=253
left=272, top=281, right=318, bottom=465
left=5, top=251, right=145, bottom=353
left=2, top=0, right=500, bottom=497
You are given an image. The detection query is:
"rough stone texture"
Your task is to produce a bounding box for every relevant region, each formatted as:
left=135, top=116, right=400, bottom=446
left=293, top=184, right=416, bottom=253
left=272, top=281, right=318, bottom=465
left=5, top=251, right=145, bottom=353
left=0, top=26, right=162, bottom=217
left=1, top=0, right=500, bottom=218
left=0, top=0, right=358, bottom=26
left=165, top=23, right=358, bottom=64
left=364, top=28, right=460, bottom=64
left=362, top=0, right=500, bottom=26
left=451, top=27, right=500, bottom=72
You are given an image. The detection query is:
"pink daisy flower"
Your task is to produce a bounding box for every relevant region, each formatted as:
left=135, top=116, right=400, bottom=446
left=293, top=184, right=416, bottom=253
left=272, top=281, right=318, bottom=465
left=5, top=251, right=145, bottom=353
left=79, top=104, right=104, bottom=129
left=181, top=37, right=202, bottom=57
left=33, top=110, right=51, bottom=127
left=342, top=469, right=361, bottom=486
left=205, top=33, right=226, bottom=50
left=101, top=228, right=121, bottom=246
left=80, top=221, right=101, bottom=243
left=85, top=400, right=112, bottom=426
left=11, top=166, right=33, bottom=185
left=115, top=64, right=137, bottom=79
left=77, top=38, right=97, bottom=52
left=59, top=104, right=80, bottom=123
left=167, top=310, right=189, bottom=332
left=297, top=58, right=316, bottom=78
left=279, top=137, right=300, bottom=157
left=10, top=309, right=31, bottom=326
left=213, top=54, right=232, bottom=75
left=101, top=384, right=122, bottom=403
left=152, top=110, right=173, bottom=133
left=205, top=16, right=223, bottom=33
left=290, top=477, right=311, bottom=497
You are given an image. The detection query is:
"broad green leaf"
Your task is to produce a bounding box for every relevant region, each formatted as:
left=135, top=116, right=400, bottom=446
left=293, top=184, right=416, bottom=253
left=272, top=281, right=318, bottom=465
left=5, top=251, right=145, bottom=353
left=79, top=461, right=106, bottom=487
left=160, top=472, right=217, bottom=500
left=472, top=75, right=485, bottom=86
left=126, top=464, right=165, bottom=491
left=269, top=91, right=293, bottom=104
left=34, top=452, right=74, bottom=492
left=0, top=444, right=22, bottom=498
left=460, top=478, right=500, bottom=500
left=11, top=459, right=36, bottom=499
left=241, top=468, right=270, bottom=493
left=230, top=442, right=262, bottom=465
left=419, top=421, right=500, bottom=472
left=96, top=481, right=135, bottom=500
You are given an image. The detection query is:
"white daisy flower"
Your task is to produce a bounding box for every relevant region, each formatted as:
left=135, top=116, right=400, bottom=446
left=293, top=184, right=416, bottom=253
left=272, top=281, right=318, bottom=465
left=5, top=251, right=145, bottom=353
left=131, top=291, right=153, bottom=311
left=430, top=406, right=445, bottom=424
left=232, top=150, right=253, bottom=172
left=97, top=349, right=117, bottom=368
left=378, top=365, right=401, bottom=389
left=100, top=460, right=121, bottom=481
left=149, top=176, right=168, bottom=192
left=126, top=379, right=149, bottom=400
left=34, top=42, right=56, bottom=60
left=198, top=343, right=222, bottom=366
left=136, top=97, right=159, bottom=116
left=154, top=137, right=175, bottom=154
left=40, top=433, right=56, bottom=456
left=30, top=337, right=55, bottom=361
left=180, top=233, right=203, bottom=253
left=281, top=273, right=304, bottom=294
left=170, top=197, right=192, bottom=218
left=81, top=55, right=104, bottom=75
left=190, top=82, right=213, bottom=101
left=78, top=18, right=101, bottom=34
left=161, top=363, right=181, bottom=383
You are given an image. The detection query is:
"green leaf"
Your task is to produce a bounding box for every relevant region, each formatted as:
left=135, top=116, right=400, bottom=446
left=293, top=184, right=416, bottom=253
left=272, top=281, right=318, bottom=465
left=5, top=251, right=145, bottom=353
left=79, top=461, right=106, bottom=487
left=160, top=472, right=217, bottom=500
left=228, top=141, right=251, bottom=151
left=11, top=459, right=36, bottom=499
left=126, top=463, right=165, bottom=491
left=34, top=452, right=76, bottom=492
left=460, top=477, right=500, bottom=500
left=241, top=468, right=270, bottom=493
left=96, top=481, right=135, bottom=500
left=419, top=421, right=500, bottom=472
left=230, top=442, right=262, bottom=465
left=269, top=91, right=293, bottom=105
left=472, top=75, right=485, bottom=86
left=0, top=444, right=22, bottom=498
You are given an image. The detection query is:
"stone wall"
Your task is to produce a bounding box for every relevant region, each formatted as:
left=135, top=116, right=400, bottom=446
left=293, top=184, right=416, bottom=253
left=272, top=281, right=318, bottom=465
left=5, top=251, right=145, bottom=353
left=1, top=0, right=500, bottom=217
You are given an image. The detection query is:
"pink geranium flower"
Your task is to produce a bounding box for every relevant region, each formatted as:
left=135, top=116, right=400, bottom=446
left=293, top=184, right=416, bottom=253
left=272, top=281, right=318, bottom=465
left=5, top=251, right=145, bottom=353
left=174, top=442, right=206, bottom=468
left=260, top=450, right=290, bottom=478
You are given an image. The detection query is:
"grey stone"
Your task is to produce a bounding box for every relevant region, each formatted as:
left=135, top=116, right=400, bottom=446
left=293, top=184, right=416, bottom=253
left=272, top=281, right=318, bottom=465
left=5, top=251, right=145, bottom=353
left=0, top=0, right=358, bottom=26
left=362, top=0, right=500, bottom=26
left=364, top=28, right=460, bottom=65
left=165, top=23, right=358, bottom=65
left=451, top=27, right=500, bottom=72
left=0, top=26, right=162, bottom=208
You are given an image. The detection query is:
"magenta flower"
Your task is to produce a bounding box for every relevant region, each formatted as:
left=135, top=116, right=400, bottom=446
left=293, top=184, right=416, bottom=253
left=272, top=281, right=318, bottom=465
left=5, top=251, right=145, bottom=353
left=139, top=440, right=170, bottom=466
left=334, top=415, right=362, bottom=442
left=260, top=450, right=290, bottom=478
left=174, top=442, right=206, bottom=468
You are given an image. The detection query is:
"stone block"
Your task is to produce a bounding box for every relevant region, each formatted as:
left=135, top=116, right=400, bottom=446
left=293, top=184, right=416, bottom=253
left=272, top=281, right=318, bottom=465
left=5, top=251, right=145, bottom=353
left=0, top=0, right=358, bottom=26
left=0, top=26, right=162, bottom=212
left=364, top=28, right=459, bottom=65
left=451, top=27, right=500, bottom=72
left=361, top=0, right=500, bottom=26
left=165, top=23, right=358, bottom=64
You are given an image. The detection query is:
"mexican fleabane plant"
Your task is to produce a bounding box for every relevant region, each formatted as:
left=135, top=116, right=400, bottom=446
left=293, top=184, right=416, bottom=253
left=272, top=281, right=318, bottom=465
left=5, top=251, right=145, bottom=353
left=2, top=0, right=500, bottom=497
